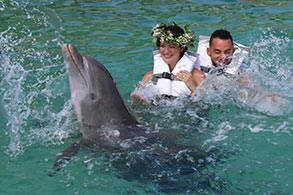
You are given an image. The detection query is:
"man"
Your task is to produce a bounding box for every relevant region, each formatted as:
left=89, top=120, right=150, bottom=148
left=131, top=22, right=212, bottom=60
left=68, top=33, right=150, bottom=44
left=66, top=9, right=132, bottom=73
left=177, top=29, right=247, bottom=93
left=179, top=29, right=286, bottom=103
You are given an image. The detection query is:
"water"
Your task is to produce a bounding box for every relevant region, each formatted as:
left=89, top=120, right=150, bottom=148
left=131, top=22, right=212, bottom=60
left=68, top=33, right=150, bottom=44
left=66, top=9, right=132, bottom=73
left=0, top=0, right=292, bottom=194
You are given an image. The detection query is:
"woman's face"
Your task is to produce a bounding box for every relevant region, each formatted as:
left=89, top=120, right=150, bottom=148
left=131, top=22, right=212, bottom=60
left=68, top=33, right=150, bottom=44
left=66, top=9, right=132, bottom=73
left=159, top=41, right=184, bottom=68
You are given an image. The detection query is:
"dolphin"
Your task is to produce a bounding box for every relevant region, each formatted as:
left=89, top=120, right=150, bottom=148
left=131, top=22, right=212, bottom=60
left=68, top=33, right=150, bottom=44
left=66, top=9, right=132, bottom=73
left=52, top=44, right=222, bottom=193
left=54, top=44, right=148, bottom=166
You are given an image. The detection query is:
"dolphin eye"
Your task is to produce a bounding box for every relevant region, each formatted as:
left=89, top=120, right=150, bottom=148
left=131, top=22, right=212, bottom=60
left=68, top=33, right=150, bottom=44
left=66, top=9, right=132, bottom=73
left=90, top=93, right=95, bottom=100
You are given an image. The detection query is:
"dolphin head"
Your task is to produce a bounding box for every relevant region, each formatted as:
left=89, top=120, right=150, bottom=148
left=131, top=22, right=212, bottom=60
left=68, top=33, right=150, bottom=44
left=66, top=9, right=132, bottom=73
left=62, top=44, right=138, bottom=134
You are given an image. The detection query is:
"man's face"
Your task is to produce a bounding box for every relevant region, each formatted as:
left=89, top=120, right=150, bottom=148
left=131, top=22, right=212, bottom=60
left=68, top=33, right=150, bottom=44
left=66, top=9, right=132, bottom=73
left=207, top=38, right=235, bottom=67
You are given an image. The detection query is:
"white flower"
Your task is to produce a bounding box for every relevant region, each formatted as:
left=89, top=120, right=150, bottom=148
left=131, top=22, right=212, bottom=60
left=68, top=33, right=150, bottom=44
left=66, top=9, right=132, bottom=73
left=151, top=22, right=196, bottom=49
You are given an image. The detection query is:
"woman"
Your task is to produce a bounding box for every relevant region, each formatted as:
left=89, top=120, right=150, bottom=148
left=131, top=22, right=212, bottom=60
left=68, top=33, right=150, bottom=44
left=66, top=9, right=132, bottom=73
left=131, top=22, right=205, bottom=101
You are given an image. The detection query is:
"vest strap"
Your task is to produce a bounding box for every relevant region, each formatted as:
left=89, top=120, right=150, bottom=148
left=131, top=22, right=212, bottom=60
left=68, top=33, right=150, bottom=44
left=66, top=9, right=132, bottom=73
left=209, top=68, right=235, bottom=78
left=152, top=72, right=179, bottom=85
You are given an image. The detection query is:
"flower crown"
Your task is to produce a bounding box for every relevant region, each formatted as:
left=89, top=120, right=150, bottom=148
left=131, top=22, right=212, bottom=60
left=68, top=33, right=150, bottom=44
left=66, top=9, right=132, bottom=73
left=151, top=22, right=196, bottom=49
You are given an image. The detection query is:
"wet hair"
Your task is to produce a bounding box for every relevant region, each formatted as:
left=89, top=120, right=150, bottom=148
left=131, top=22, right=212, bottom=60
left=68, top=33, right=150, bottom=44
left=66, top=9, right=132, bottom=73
left=209, top=29, right=233, bottom=47
left=156, top=24, right=188, bottom=56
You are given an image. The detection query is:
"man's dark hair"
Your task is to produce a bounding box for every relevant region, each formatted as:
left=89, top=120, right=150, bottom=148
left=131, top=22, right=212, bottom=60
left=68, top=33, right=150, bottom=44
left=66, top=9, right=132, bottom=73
left=209, top=29, right=233, bottom=47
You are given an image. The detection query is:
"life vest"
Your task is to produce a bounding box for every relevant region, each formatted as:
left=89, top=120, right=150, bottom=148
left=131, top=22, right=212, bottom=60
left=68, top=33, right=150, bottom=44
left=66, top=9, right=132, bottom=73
left=196, top=36, right=249, bottom=76
left=152, top=50, right=198, bottom=97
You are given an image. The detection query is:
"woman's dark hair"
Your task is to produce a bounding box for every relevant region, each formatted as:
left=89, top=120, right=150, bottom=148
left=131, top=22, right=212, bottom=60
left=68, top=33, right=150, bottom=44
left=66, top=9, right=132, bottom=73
left=209, top=29, right=233, bottom=47
left=156, top=23, right=188, bottom=56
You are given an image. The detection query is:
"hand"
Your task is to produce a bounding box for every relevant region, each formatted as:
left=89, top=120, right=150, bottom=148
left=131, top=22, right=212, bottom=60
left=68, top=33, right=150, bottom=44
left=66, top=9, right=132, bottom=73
left=130, top=92, right=147, bottom=103
left=176, top=70, right=192, bottom=83
left=176, top=70, right=197, bottom=93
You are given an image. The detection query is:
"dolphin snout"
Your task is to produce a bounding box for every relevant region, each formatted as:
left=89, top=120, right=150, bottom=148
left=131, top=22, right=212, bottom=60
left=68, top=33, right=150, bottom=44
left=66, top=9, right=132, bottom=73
left=62, top=43, right=87, bottom=84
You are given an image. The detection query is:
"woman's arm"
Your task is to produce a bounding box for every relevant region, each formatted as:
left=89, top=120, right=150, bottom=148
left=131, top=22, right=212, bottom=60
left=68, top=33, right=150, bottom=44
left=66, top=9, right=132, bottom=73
left=130, top=70, right=153, bottom=102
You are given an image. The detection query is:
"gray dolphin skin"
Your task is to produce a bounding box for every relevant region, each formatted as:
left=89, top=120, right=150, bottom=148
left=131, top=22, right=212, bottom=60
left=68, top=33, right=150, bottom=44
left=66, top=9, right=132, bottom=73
left=54, top=44, right=147, bottom=166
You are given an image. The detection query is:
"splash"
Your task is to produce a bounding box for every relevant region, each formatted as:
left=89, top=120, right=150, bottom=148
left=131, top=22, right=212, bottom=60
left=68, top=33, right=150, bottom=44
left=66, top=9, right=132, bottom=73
left=249, top=28, right=293, bottom=93
left=0, top=1, right=73, bottom=157
left=130, top=81, right=160, bottom=103
left=246, top=28, right=293, bottom=115
left=194, top=28, right=292, bottom=116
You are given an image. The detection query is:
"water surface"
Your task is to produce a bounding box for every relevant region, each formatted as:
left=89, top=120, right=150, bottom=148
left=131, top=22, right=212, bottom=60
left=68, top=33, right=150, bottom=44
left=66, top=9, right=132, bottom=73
left=0, top=0, right=293, bottom=194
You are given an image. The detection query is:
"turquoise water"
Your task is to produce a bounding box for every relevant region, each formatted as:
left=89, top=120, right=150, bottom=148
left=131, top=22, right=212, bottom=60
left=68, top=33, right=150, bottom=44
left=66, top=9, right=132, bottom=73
left=1, top=0, right=293, bottom=194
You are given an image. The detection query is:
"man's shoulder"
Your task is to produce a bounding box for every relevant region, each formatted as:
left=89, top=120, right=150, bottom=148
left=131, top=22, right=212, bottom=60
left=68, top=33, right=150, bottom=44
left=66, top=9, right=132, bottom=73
left=192, top=68, right=205, bottom=78
left=192, top=68, right=204, bottom=74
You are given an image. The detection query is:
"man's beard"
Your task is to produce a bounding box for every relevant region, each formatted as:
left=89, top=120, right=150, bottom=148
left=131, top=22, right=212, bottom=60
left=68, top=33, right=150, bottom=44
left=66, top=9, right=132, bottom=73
left=211, top=59, right=232, bottom=68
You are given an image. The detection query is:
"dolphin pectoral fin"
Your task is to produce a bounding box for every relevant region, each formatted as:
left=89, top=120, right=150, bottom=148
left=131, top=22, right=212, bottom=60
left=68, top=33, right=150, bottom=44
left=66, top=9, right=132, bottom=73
left=52, top=138, right=91, bottom=171
left=53, top=141, right=81, bottom=168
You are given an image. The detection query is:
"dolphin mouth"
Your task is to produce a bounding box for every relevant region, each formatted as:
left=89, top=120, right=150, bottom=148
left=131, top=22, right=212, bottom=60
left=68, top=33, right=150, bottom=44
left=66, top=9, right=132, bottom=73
left=64, top=43, right=87, bottom=84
